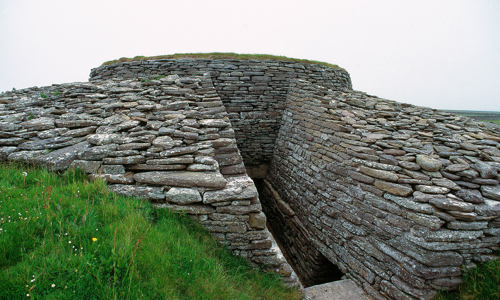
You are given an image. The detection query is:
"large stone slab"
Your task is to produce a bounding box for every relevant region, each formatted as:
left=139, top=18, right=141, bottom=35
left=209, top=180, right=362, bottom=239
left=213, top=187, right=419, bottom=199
left=23, top=117, right=55, bottom=131
left=203, top=176, right=257, bottom=204
left=429, top=197, right=475, bottom=212
left=416, top=155, right=442, bottom=172
left=305, top=279, right=369, bottom=300
left=374, top=180, right=413, bottom=197
left=33, top=142, right=90, bottom=171
left=165, top=187, right=202, bottom=204
left=108, top=184, right=164, bottom=201
left=134, top=171, right=227, bottom=188
left=481, top=185, right=500, bottom=201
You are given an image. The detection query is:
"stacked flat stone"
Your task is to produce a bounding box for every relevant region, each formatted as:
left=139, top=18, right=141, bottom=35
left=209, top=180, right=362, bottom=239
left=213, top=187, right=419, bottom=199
left=1, top=58, right=499, bottom=299
left=90, top=59, right=351, bottom=168
left=267, top=79, right=500, bottom=299
left=0, top=74, right=298, bottom=286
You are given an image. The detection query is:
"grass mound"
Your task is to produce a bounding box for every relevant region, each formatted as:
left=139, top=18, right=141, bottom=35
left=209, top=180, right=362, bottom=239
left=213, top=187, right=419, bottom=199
left=0, top=163, right=300, bottom=299
left=101, top=52, right=343, bottom=70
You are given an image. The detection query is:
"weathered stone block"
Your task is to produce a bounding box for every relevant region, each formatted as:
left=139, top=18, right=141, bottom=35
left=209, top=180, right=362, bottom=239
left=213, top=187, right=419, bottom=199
left=102, top=164, right=125, bottom=174
left=165, top=187, right=202, bottom=204
left=108, top=184, right=164, bottom=201
left=134, top=171, right=227, bottom=188
left=249, top=212, right=267, bottom=229
left=23, top=117, right=55, bottom=131
left=406, top=212, right=444, bottom=230
left=103, top=155, right=145, bottom=165
left=416, top=155, right=442, bottom=172
left=70, top=160, right=102, bottom=173
left=203, top=176, right=257, bottom=203
left=429, top=197, right=475, bottom=212
left=359, top=165, right=399, bottom=182
left=33, top=142, right=90, bottom=171
left=374, top=180, right=413, bottom=197
left=481, top=185, right=500, bottom=201
left=87, top=134, right=122, bottom=145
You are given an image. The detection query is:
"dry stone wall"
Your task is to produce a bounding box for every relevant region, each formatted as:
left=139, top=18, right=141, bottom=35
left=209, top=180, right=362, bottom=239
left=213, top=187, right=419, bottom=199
left=90, top=59, right=351, bottom=167
left=0, top=74, right=297, bottom=286
left=1, top=58, right=499, bottom=299
left=266, top=79, right=500, bottom=299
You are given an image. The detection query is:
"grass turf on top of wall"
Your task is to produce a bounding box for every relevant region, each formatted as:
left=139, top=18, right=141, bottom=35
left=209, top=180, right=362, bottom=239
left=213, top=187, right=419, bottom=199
left=101, top=52, right=344, bottom=70
left=0, top=163, right=301, bottom=299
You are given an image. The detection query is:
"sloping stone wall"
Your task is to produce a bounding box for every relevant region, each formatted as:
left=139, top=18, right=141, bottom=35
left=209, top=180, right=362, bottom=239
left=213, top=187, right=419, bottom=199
left=267, top=79, right=500, bottom=299
left=90, top=59, right=351, bottom=166
left=0, top=74, right=298, bottom=286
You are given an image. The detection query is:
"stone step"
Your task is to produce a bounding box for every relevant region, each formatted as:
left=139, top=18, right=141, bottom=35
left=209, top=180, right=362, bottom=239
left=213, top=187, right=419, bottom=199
left=304, top=279, right=370, bottom=300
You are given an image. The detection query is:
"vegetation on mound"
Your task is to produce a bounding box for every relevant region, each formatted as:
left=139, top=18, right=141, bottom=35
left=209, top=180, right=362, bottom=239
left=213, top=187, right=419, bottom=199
left=0, top=163, right=300, bottom=299
left=434, top=254, right=500, bottom=300
left=101, top=52, right=343, bottom=70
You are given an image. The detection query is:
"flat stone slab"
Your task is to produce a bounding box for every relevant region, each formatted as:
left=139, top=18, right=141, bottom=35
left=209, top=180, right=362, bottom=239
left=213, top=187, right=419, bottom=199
left=305, top=280, right=369, bottom=300
left=33, top=141, right=90, bottom=171
left=134, top=171, right=226, bottom=188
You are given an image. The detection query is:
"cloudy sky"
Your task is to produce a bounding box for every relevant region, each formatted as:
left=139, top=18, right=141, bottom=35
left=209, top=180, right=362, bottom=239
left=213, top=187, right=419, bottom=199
left=1, top=0, right=499, bottom=110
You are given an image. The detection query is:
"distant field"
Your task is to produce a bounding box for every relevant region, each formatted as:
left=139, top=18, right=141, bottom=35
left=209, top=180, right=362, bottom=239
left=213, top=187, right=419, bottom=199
left=442, top=110, right=500, bottom=123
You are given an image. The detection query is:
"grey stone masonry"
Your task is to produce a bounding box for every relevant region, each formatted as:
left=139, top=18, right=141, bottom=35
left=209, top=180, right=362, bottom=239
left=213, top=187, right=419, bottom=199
left=1, top=58, right=499, bottom=299
left=268, top=79, right=500, bottom=299
left=89, top=59, right=351, bottom=166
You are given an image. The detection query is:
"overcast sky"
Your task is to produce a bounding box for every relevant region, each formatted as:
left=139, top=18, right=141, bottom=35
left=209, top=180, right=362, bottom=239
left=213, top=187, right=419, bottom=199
left=1, top=0, right=499, bottom=110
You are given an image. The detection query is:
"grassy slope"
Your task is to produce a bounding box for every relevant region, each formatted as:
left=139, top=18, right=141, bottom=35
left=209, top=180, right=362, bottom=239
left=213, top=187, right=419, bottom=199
left=0, top=163, right=300, bottom=299
left=434, top=256, right=500, bottom=300
left=101, top=52, right=343, bottom=70
left=0, top=162, right=497, bottom=299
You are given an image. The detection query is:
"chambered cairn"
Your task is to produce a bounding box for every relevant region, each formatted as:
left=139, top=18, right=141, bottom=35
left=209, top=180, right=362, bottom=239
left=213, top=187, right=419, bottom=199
left=1, top=56, right=499, bottom=299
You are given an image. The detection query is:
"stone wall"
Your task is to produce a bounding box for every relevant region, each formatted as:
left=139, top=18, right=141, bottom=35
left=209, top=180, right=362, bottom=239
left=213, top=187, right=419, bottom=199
left=0, top=75, right=297, bottom=286
left=266, top=79, right=500, bottom=299
left=256, top=178, right=344, bottom=287
left=89, top=59, right=351, bottom=167
left=1, top=58, right=499, bottom=299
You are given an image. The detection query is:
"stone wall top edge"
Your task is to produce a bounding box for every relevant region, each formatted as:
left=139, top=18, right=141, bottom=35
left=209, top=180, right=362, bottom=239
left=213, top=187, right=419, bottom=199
left=96, top=58, right=346, bottom=68
left=288, top=79, right=500, bottom=133
left=90, top=58, right=350, bottom=76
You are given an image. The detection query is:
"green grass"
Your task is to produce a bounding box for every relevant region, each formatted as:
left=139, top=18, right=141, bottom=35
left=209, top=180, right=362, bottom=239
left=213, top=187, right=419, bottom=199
left=101, top=52, right=343, bottom=70
left=434, top=255, right=500, bottom=300
left=0, top=162, right=300, bottom=299
left=446, top=111, right=500, bottom=125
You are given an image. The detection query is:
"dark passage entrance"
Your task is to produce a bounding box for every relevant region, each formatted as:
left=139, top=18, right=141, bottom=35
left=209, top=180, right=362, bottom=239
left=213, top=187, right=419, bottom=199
left=253, top=178, right=344, bottom=287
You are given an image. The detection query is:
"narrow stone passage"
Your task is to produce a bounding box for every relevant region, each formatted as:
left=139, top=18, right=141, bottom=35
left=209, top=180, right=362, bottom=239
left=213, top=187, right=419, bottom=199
left=254, top=178, right=344, bottom=287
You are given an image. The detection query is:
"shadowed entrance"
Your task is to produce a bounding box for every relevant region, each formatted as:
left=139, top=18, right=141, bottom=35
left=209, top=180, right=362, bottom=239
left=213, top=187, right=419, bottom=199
left=254, top=178, right=344, bottom=287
